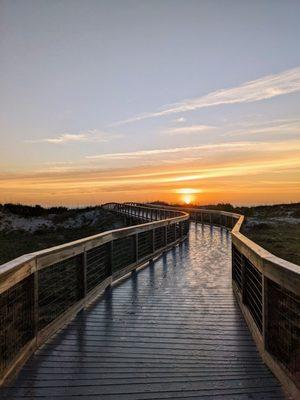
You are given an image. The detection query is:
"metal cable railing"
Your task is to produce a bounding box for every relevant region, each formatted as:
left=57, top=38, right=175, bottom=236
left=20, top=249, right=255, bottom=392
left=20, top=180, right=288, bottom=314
left=143, top=203, right=300, bottom=397
left=0, top=203, right=189, bottom=385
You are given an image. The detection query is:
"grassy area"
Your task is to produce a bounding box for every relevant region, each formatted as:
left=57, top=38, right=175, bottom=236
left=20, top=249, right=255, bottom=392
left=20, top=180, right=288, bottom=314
left=0, top=204, right=126, bottom=265
left=1, top=202, right=299, bottom=266
left=152, top=201, right=300, bottom=265
left=242, top=222, right=300, bottom=265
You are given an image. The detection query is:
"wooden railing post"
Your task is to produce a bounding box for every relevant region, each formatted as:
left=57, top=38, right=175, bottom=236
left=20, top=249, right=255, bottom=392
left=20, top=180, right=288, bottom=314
left=108, top=241, right=113, bottom=277
left=135, top=234, right=139, bottom=262
left=262, top=275, right=268, bottom=349
left=152, top=229, right=155, bottom=253
left=33, top=261, right=39, bottom=339
left=164, top=225, right=168, bottom=246
left=241, top=255, right=246, bottom=304
left=82, top=250, right=87, bottom=299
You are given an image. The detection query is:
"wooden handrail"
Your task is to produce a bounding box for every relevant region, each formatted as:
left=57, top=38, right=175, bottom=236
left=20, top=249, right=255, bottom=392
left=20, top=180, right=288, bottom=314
left=144, top=202, right=300, bottom=397
left=0, top=204, right=189, bottom=385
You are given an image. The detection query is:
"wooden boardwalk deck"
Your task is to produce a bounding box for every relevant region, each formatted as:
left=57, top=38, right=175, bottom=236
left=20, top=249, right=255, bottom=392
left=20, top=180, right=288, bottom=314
left=2, top=223, right=285, bottom=399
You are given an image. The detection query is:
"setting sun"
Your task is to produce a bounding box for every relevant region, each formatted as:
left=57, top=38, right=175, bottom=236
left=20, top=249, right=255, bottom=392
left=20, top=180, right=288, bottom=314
left=183, top=195, right=193, bottom=205
left=175, top=188, right=201, bottom=205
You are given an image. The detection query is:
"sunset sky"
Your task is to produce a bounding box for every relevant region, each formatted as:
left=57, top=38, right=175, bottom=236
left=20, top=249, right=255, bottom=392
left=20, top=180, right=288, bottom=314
left=1, top=0, right=300, bottom=206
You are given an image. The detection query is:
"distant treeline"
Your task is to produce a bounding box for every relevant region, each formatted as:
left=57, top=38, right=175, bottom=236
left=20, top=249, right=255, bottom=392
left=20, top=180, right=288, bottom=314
left=0, top=203, right=100, bottom=218
left=150, top=201, right=300, bottom=217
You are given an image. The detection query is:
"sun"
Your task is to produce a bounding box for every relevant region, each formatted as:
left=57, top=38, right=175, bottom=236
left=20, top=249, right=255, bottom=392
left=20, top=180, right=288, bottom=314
left=183, top=195, right=192, bottom=205
left=175, top=188, right=202, bottom=205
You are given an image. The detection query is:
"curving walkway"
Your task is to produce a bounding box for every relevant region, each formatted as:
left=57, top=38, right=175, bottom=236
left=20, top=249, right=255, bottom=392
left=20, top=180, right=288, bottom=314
left=2, top=223, right=285, bottom=399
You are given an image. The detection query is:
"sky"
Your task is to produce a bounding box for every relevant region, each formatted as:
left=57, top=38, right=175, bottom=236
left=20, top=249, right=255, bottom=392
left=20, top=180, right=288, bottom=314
left=1, top=0, right=300, bottom=206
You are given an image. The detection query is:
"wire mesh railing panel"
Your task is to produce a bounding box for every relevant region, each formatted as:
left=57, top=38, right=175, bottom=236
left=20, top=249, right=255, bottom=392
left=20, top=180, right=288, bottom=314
left=166, top=224, right=176, bottom=244
left=183, top=220, right=189, bottom=236
left=244, top=259, right=263, bottom=333
left=38, top=255, right=83, bottom=330
left=86, top=243, right=110, bottom=293
left=0, top=276, right=34, bottom=376
left=175, top=222, right=181, bottom=239
left=112, top=236, right=136, bottom=273
left=202, top=213, right=211, bottom=224
left=138, top=230, right=153, bottom=259
left=232, top=245, right=243, bottom=291
left=154, top=227, right=165, bottom=251
left=211, top=214, right=220, bottom=225
left=266, top=279, right=300, bottom=385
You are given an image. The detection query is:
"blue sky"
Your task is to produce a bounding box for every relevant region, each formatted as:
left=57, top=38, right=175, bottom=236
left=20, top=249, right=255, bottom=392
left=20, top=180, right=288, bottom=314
left=1, top=0, right=300, bottom=205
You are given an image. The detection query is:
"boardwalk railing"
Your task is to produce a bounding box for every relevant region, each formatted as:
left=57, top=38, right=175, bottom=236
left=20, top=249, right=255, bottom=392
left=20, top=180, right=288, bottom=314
left=141, top=203, right=300, bottom=398
left=0, top=204, right=189, bottom=385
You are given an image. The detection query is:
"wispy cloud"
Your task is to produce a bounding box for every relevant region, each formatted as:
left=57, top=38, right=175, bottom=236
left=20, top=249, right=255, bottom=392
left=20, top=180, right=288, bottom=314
left=174, top=117, right=186, bottom=123
left=163, top=124, right=215, bottom=136
left=224, top=118, right=300, bottom=137
left=45, top=133, right=90, bottom=144
left=112, top=66, right=300, bottom=125
left=86, top=142, right=262, bottom=160
left=26, top=129, right=122, bottom=144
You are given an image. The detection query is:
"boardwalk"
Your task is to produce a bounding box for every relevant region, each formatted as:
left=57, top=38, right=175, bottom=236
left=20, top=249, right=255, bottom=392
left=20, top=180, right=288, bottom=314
left=2, top=223, right=285, bottom=399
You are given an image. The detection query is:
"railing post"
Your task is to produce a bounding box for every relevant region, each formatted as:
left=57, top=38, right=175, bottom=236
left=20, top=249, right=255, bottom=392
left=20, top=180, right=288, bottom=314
left=152, top=228, right=155, bottom=253
left=135, top=234, right=139, bottom=261
left=179, top=222, right=182, bottom=239
left=33, top=261, right=39, bottom=340
left=82, top=250, right=87, bottom=299
left=164, top=225, right=168, bottom=247
left=201, top=212, right=203, bottom=224
left=262, top=275, right=268, bottom=350
left=108, top=241, right=113, bottom=277
left=241, top=255, right=246, bottom=304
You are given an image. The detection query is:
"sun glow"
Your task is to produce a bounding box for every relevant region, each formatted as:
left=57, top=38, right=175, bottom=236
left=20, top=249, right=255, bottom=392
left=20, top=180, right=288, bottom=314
left=175, top=188, right=201, bottom=205
left=175, top=188, right=202, bottom=194
left=183, top=195, right=193, bottom=205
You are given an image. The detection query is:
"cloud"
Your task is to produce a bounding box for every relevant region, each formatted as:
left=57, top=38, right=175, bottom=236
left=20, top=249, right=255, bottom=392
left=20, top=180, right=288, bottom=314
left=225, top=118, right=300, bottom=137
left=26, top=129, right=122, bottom=144
left=174, top=117, right=186, bottom=123
left=163, top=124, right=215, bottom=136
left=86, top=142, right=260, bottom=160
left=44, top=133, right=90, bottom=144
left=112, top=66, right=300, bottom=125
